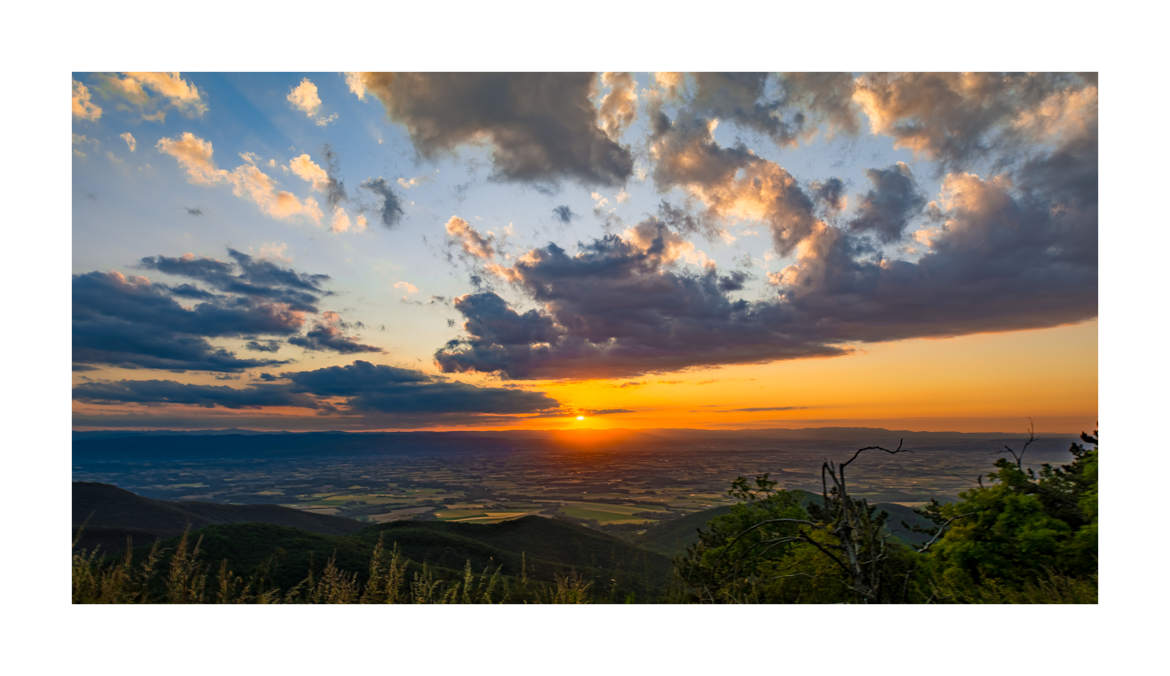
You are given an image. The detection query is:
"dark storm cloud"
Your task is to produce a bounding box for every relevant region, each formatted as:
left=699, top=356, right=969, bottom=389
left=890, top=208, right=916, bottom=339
left=73, top=379, right=318, bottom=409
left=552, top=205, right=575, bottom=224
left=352, top=72, right=633, bottom=187
left=288, top=322, right=383, bottom=354
left=847, top=163, right=926, bottom=242
left=361, top=177, right=404, bottom=228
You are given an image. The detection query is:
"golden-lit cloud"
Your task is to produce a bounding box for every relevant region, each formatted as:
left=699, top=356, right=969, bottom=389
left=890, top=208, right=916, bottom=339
left=288, top=153, right=330, bottom=192
left=329, top=206, right=353, bottom=233
left=120, top=132, right=136, bottom=152
left=72, top=80, right=102, bottom=120
left=394, top=280, right=419, bottom=298
left=1013, top=84, right=1098, bottom=144
left=287, top=78, right=337, bottom=126
left=344, top=72, right=367, bottom=100
left=598, top=72, right=638, bottom=140
left=155, top=132, right=224, bottom=185
left=156, top=132, right=323, bottom=225
left=98, top=72, right=207, bottom=120
left=445, top=215, right=496, bottom=260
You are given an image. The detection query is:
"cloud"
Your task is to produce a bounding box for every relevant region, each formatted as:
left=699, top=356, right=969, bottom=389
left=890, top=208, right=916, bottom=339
left=582, top=408, right=635, bottom=416
left=347, top=72, right=633, bottom=187
left=119, top=132, right=136, bottom=152
left=288, top=153, right=329, bottom=191
left=360, top=177, right=404, bottom=228
left=552, top=205, right=575, bottom=224
left=287, top=77, right=337, bottom=126
left=73, top=250, right=380, bottom=372
left=847, top=162, right=926, bottom=242
left=598, top=72, right=638, bottom=140
left=157, top=132, right=324, bottom=225
left=139, top=248, right=329, bottom=312
left=343, top=72, right=367, bottom=100
left=282, top=360, right=560, bottom=415
left=434, top=229, right=845, bottom=379
left=662, top=73, right=860, bottom=148
left=97, top=72, right=207, bottom=120
left=72, top=133, right=97, bottom=158
left=394, top=281, right=419, bottom=298
left=74, top=360, right=564, bottom=427
left=851, top=72, right=1094, bottom=169
left=649, top=114, right=819, bottom=255
left=435, top=104, right=1097, bottom=383
left=246, top=340, right=282, bottom=353
left=445, top=216, right=496, bottom=260
left=811, top=177, right=846, bottom=215
left=73, top=379, right=317, bottom=409
left=72, top=80, right=102, bottom=120
left=286, top=311, right=380, bottom=354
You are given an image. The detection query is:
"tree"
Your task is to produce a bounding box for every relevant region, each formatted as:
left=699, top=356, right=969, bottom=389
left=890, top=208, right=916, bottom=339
left=920, top=430, right=1098, bottom=602
left=675, top=443, right=928, bottom=603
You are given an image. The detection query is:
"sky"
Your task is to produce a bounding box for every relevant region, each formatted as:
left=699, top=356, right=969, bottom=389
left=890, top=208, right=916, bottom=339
left=71, top=72, right=1098, bottom=433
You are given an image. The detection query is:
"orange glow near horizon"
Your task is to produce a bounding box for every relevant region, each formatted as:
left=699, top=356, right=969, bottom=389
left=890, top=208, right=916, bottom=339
left=72, top=319, right=1097, bottom=435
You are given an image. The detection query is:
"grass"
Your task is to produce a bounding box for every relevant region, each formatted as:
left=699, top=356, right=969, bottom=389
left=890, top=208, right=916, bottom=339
left=72, top=528, right=595, bottom=604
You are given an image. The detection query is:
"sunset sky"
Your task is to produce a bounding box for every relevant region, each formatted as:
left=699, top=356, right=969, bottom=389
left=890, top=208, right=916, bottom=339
left=71, top=72, right=1098, bottom=433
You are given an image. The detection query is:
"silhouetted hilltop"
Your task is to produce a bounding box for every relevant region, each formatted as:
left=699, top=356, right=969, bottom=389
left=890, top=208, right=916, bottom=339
left=73, top=482, right=366, bottom=551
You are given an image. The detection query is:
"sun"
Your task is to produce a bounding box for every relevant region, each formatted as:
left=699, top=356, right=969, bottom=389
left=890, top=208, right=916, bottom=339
left=575, top=415, right=585, bottom=421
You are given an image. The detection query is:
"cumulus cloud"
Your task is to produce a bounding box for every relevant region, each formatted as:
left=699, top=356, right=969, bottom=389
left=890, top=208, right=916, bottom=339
left=435, top=229, right=845, bottom=379
left=347, top=72, right=633, bottom=187
left=851, top=72, right=1094, bottom=169
left=649, top=114, right=819, bottom=255
left=157, top=132, right=323, bottom=225
left=287, top=77, right=337, bottom=126
left=289, top=153, right=329, bottom=191
left=97, top=72, right=207, bottom=120
left=72, top=80, right=102, bottom=120
left=120, top=132, right=136, bottom=152
left=435, top=93, right=1097, bottom=383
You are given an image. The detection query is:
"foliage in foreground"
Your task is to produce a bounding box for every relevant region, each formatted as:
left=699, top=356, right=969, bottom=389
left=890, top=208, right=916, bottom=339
left=674, top=431, right=1099, bottom=603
